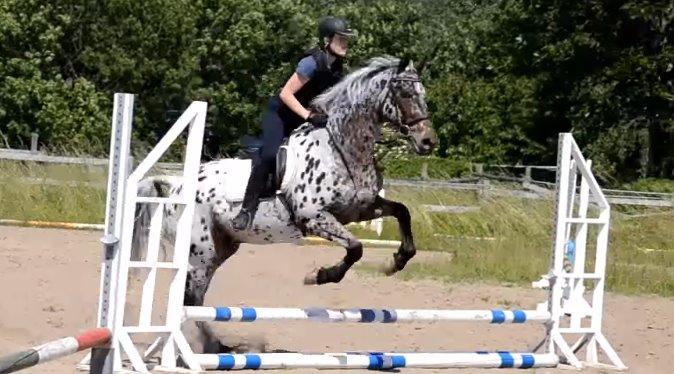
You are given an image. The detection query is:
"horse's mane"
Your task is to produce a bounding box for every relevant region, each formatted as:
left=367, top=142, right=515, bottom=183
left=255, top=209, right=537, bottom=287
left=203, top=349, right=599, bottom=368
left=311, top=56, right=400, bottom=113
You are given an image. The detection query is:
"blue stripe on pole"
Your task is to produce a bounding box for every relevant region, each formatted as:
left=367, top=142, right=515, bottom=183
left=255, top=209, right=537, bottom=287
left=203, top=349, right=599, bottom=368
left=383, top=309, right=397, bottom=323
left=244, top=354, right=261, bottom=369
left=491, top=309, right=506, bottom=323
left=216, top=354, right=261, bottom=369
left=367, top=354, right=382, bottom=369
left=361, top=309, right=376, bottom=322
left=513, top=310, right=527, bottom=323
left=391, top=355, right=406, bottom=368
left=217, top=354, right=235, bottom=369
left=498, top=352, right=514, bottom=368
left=359, top=309, right=398, bottom=323
left=215, top=307, right=231, bottom=321
left=367, top=354, right=405, bottom=370
left=521, top=354, right=535, bottom=368
left=241, top=308, right=257, bottom=322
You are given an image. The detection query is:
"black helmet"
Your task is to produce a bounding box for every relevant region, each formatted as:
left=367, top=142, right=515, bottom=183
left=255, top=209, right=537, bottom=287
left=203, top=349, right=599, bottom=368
left=318, top=16, right=357, bottom=39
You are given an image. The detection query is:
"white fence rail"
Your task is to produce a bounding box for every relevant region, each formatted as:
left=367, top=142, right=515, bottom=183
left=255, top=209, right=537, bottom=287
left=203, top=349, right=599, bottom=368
left=2, top=148, right=673, bottom=207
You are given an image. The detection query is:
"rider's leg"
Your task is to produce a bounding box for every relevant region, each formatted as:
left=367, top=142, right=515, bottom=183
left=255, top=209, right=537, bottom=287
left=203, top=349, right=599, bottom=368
left=232, top=109, right=285, bottom=230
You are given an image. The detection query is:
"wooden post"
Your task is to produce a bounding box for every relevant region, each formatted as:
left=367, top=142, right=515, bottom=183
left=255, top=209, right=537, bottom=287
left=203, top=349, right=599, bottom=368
left=474, top=163, right=484, bottom=175
left=525, top=166, right=532, bottom=182
left=30, top=133, right=39, bottom=154
left=421, top=162, right=429, bottom=180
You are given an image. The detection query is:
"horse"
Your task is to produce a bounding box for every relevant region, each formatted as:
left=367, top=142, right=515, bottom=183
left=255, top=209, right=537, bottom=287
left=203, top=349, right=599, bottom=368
left=131, top=56, right=438, bottom=353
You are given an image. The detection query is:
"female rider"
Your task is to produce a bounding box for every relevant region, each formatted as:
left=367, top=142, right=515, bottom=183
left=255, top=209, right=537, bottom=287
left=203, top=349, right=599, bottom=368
left=232, top=16, right=357, bottom=230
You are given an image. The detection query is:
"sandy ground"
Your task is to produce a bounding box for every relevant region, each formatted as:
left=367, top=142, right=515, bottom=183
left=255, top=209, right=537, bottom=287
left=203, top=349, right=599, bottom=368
left=0, top=226, right=672, bottom=374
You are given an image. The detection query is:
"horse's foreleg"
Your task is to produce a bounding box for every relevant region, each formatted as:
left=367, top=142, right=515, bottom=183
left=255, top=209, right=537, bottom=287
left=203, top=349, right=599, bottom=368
left=183, top=267, right=226, bottom=354
left=366, top=196, right=417, bottom=276
left=184, top=229, right=239, bottom=354
left=301, top=211, right=363, bottom=285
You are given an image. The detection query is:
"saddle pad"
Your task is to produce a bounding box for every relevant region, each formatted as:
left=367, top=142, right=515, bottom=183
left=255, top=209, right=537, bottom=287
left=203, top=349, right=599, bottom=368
left=279, top=144, right=298, bottom=191
left=203, top=148, right=297, bottom=204
left=216, top=158, right=252, bottom=203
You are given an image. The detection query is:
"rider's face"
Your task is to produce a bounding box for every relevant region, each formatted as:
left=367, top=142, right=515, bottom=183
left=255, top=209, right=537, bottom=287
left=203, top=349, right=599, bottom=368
left=329, top=34, right=348, bottom=57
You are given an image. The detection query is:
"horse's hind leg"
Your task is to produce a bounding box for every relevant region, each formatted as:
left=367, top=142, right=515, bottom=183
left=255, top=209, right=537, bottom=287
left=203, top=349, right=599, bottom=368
left=301, top=211, right=363, bottom=285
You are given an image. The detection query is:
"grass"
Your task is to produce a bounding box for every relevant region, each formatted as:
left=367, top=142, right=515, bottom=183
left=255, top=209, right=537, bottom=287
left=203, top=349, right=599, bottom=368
left=352, top=185, right=674, bottom=297
left=1, top=161, right=673, bottom=297
left=620, top=178, right=674, bottom=193
left=0, top=161, right=107, bottom=223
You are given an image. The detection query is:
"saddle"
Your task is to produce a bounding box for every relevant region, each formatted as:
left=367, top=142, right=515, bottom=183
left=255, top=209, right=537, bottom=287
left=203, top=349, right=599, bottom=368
left=237, top=135, right=289, bottom=199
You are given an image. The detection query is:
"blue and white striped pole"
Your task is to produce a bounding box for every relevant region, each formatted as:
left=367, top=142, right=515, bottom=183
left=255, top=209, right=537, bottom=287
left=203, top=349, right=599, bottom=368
left=195, top=352, right=559, bottom=370
left=183, top=306, right=550, bottom=324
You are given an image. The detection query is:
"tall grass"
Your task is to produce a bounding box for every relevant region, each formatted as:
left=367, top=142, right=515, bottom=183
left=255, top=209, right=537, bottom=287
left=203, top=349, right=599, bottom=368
left=0, top=161, right=107, bottom=223
left=353, top=185, right=674, bottom=297
left=349, top=187, right=552, bottom=285
left=1, top=161, right=673, bottom=296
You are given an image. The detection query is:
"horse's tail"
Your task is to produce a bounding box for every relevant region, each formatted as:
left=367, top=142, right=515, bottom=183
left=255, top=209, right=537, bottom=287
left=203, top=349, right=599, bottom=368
left=131, top=176, right=176, bottom=262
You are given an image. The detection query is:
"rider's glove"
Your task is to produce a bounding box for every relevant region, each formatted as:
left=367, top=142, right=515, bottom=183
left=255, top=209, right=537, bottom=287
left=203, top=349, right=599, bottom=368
left=307, top=111, right=329, bottom=127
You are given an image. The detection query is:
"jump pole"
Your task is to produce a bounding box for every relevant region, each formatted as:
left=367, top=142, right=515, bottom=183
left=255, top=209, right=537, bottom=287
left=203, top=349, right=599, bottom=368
left=195, top=352, right=560, bottom=370
left=0, top=328, right=110, bottom=374
left=183, top=306, right=551, bottom=324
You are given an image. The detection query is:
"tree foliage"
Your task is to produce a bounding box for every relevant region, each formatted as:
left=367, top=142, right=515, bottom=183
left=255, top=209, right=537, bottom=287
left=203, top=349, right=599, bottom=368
left=0, top=0, right=672, bottom=183
left=483, top=0, right=674, bottom=180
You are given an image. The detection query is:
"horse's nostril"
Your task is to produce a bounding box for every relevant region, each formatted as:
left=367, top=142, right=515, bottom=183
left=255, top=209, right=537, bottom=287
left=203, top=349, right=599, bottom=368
left=422, top=138, right=433, bottom=147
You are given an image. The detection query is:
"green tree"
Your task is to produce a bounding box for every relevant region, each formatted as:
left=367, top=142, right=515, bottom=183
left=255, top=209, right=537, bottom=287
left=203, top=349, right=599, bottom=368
left=1, top=0, right=672, bottom=185
left=486, top=0, right=674, bottom=180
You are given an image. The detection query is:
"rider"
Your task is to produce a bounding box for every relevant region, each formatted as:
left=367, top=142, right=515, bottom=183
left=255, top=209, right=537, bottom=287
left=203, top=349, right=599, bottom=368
left=232, top=16, right=357, bottom=230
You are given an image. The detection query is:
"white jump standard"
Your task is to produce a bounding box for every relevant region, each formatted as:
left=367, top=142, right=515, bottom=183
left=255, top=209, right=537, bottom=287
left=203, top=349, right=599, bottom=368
left=81, top=93, right=626, bottom=373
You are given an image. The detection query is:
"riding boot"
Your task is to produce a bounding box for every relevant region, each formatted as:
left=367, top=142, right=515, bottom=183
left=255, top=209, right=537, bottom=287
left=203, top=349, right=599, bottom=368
left=232, top=159, right=270, bottom=230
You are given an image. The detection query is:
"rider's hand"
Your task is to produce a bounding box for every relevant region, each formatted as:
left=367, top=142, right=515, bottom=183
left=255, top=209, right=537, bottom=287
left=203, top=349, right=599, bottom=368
left=307, top=111, right=329, bottom=127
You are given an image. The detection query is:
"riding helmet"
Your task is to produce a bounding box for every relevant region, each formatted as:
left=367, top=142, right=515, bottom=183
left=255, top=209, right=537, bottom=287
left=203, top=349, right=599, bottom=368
left=318, top=16, right=357, bottom=38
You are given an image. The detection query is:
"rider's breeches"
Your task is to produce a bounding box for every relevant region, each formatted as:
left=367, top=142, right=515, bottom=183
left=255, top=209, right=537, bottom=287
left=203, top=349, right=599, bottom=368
left=241, top=98, right=294, bottom=212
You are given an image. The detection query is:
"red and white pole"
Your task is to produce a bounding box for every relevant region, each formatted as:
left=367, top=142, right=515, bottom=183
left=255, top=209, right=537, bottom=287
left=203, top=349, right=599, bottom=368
left=0, top=328, right=110, bottom=374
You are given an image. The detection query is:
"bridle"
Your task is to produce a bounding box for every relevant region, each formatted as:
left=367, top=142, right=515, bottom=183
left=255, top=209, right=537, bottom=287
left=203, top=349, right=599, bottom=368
left=383, top=76, right=430, bottom=135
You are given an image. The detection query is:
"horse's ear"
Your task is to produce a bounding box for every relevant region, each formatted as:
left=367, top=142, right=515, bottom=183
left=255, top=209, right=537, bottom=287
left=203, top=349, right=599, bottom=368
left=397, top=58, right=409, bottom=73
left=417, top=58, right=426, bottom=74
left=417, top=43, right=441, bottom=75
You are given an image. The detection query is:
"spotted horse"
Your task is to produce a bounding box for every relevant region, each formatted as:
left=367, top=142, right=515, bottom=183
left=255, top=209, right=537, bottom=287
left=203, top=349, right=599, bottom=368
left=131, top=56, right=438, bottom=353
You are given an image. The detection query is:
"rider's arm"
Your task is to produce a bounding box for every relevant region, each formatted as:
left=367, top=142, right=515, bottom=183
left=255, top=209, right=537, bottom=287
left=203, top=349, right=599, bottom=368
left=279, top=73, right=311, bottom=120
left=279, top=56, right=316, bottom=120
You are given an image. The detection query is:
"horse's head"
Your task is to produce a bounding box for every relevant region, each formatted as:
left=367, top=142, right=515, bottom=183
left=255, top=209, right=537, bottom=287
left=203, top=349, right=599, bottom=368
left=380, top=59, right=437, bottom=155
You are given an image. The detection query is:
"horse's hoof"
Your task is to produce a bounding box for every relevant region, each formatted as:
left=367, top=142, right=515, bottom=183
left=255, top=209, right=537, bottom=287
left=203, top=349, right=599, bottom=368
left=303, top=268, right=319, bottom=285
left=381, top=257, right=397, bottom=276
left=203, top=340, right=233, bottom=354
